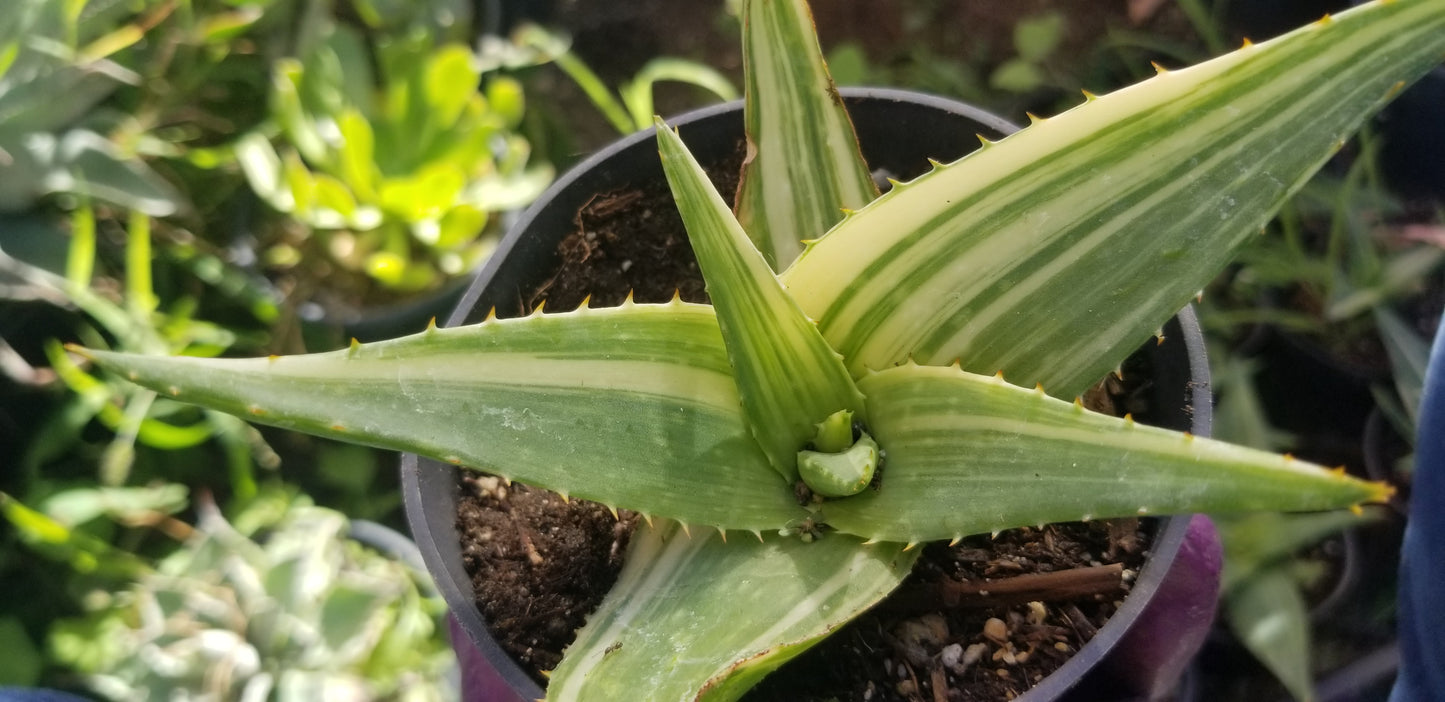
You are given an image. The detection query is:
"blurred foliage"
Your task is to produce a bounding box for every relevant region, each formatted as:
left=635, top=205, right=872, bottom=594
left=238, top=25, right=553, bottom=292
left=3, top=487, right=454, bottom=701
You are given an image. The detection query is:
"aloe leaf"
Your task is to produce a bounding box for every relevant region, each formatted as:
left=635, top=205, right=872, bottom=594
left=734, top=0, right=878, bottom=270
left=820, top=364, right=1388, bottom=543
left=783, top=0, right=1445, bottom=397
left=547, top=521, right=915, bottom=702
left=658, top=122, right=865, bottom=482
left=79, top=303, right=804, bottom=532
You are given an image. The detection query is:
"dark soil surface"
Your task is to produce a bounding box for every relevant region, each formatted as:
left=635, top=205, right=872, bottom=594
left=452, top=143, right=1165, bottom=700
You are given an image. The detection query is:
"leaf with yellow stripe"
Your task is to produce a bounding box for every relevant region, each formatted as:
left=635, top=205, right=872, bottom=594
left=782, top=0, right=1445, bottom=398
left=79, top=302, right=804, bottom=533
left=734, top=0, right=878, bottom=270
left=658, top=121, right=865, bottom=483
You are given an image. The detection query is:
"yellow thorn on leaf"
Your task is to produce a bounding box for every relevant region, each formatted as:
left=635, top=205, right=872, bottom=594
left=248, top=405, right=264, bottom=416
left=1081, top=89, right=1099, bottom=101
left=330, top=423, right=346, bottom=432
left=1073, top=397, right=1084, bottom=409
left=927, top=158, right=945, bottom=168
left=976, top=134, right=994, bottom=147
left=903, top=542, right=919, bottom=552
left=1182, top=431, right=1194, bottom=441
left=557, top=492, right=570, bottom=504
left=680, top=522, right=692, bottom=538
left=579, top=294, right=593, bottom=309
left=1314, top=13, right=1333, bottom=25
left=718, top=530, right=727, bottom=543
left=641, top=513, right=654, bottom=528
left=267, top=355, right=280, bottom=362
left=671, top=289, right=683, bottom=303
left=1349, top=504, right=1363, bottom=516
left=1034, top=383, right=1046, bottom=396
left=485, top=307, right=498, bottom=322
left=624, top=290, right=636, bottom=305
left=1330, top=465, right=1347, bottom=476
left=752, top=530, right=764, bottom=542
left=1241, top=37, right=1254, bottom=48
left=446, top=456, right=462, bottom=465
left=948, top=536, right=961, bottom=547
left=426, top=317, right=438, bottom=331
left=1025, top=112, right=1045, bottom=125
left=1124, top=413, right=1135, bottom=424
left=534, top=299, right=547, bottom=314
left=607, top=505, right=619, bottom=520
left=994, top=370, right=1006, bottom=381
left=1150, top=61, right=1167, bottom=74
left=168, top=386, right=180, bottom=396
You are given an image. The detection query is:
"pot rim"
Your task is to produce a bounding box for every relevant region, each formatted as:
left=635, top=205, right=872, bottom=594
left=401, top=87, right=1208, bottom=702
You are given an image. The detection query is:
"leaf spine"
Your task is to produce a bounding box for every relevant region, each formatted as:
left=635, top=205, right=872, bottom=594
left=624, top=290, right=636, bottom=306
left=1123, top=413, right=1135, bottom=425
left=1240, top=37, right=1254, bottom=48
left=1182, top=431, right=1193, bottom=441
left=330, top=422, right=346, bottom=432
left=1349, top=504, right=1363, bottom=516
left=557, top=492, right=570, bottom=504
left=1150, top=61, right=1167, bottom=75
left=446, top=456, right=462, bottom=465
left=993, top=370, right=1006, bottom=382
left=607, top=505, right=619, bottom=520
left=580, top=294, right=593, bottom=309
left=348, top=338, right=361, bottom=357
left=167, top=386, right=180, bottom=396
left=1073, top=397, right=1084, bottom=410
left=642, top=513, right=654, bottom=528
left=533, top=299, right=547, bottom=314
left=247, top=405, right=264, bottom=416
left=1033, top=383, right=1045, bottom=396
left=485, top=307, right=498, bottom=322
left=1081, top=89, right=1099, bottom=101
left=426, top=317, right=438, bottom=332
left=902, top=542, right=919, bottom=552
left=976, top=134, right=994, bottom=147
left=679, top=522, right=692, bottom=538
left=1385, top=80, right=1406, bottom=100
left=267, top=355, right=280, bottom=362
left=752, top=530, right=764, bottom=542
left=948, top=536, right=961, bottom=546
left=1313, top=13, right=1333, bottom=26
left=926, top=158, right=945, bottom=169
left=718, top=530, right=727, bottom=543
left=670, top=289, right=683, bottom=304
left=862, top=538, right=880, bottom=546
left=1025, top=112, right=1045, bottom=125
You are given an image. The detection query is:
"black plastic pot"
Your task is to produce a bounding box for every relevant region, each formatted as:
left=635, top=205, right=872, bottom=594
left=401, top=88, right=1219, bottom=702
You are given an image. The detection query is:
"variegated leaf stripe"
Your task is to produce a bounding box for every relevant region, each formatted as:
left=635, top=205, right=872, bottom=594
left=734, top=0, right=878, bottom=270
left=659, top=121, right=866, bottom=482
left=547, top=520, right=915, bottom=702
left=82, top=303, right=806, bottom=532
left=820, top=364, right=1390, bottom=543
left=783, top=0, right=1445, bottom=398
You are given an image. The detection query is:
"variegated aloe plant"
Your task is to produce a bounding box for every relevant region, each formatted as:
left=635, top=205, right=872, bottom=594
left=75, top=1, right=1444, bottom=699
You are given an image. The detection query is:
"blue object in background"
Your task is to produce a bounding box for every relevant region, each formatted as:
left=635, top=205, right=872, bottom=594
left=1391, top=310, right=1445, bottom=700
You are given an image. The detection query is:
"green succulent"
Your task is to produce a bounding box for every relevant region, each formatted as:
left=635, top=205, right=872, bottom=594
left=237, top=30, right=553, bottom=291
left=77, top=0, right=1445, bottom=699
